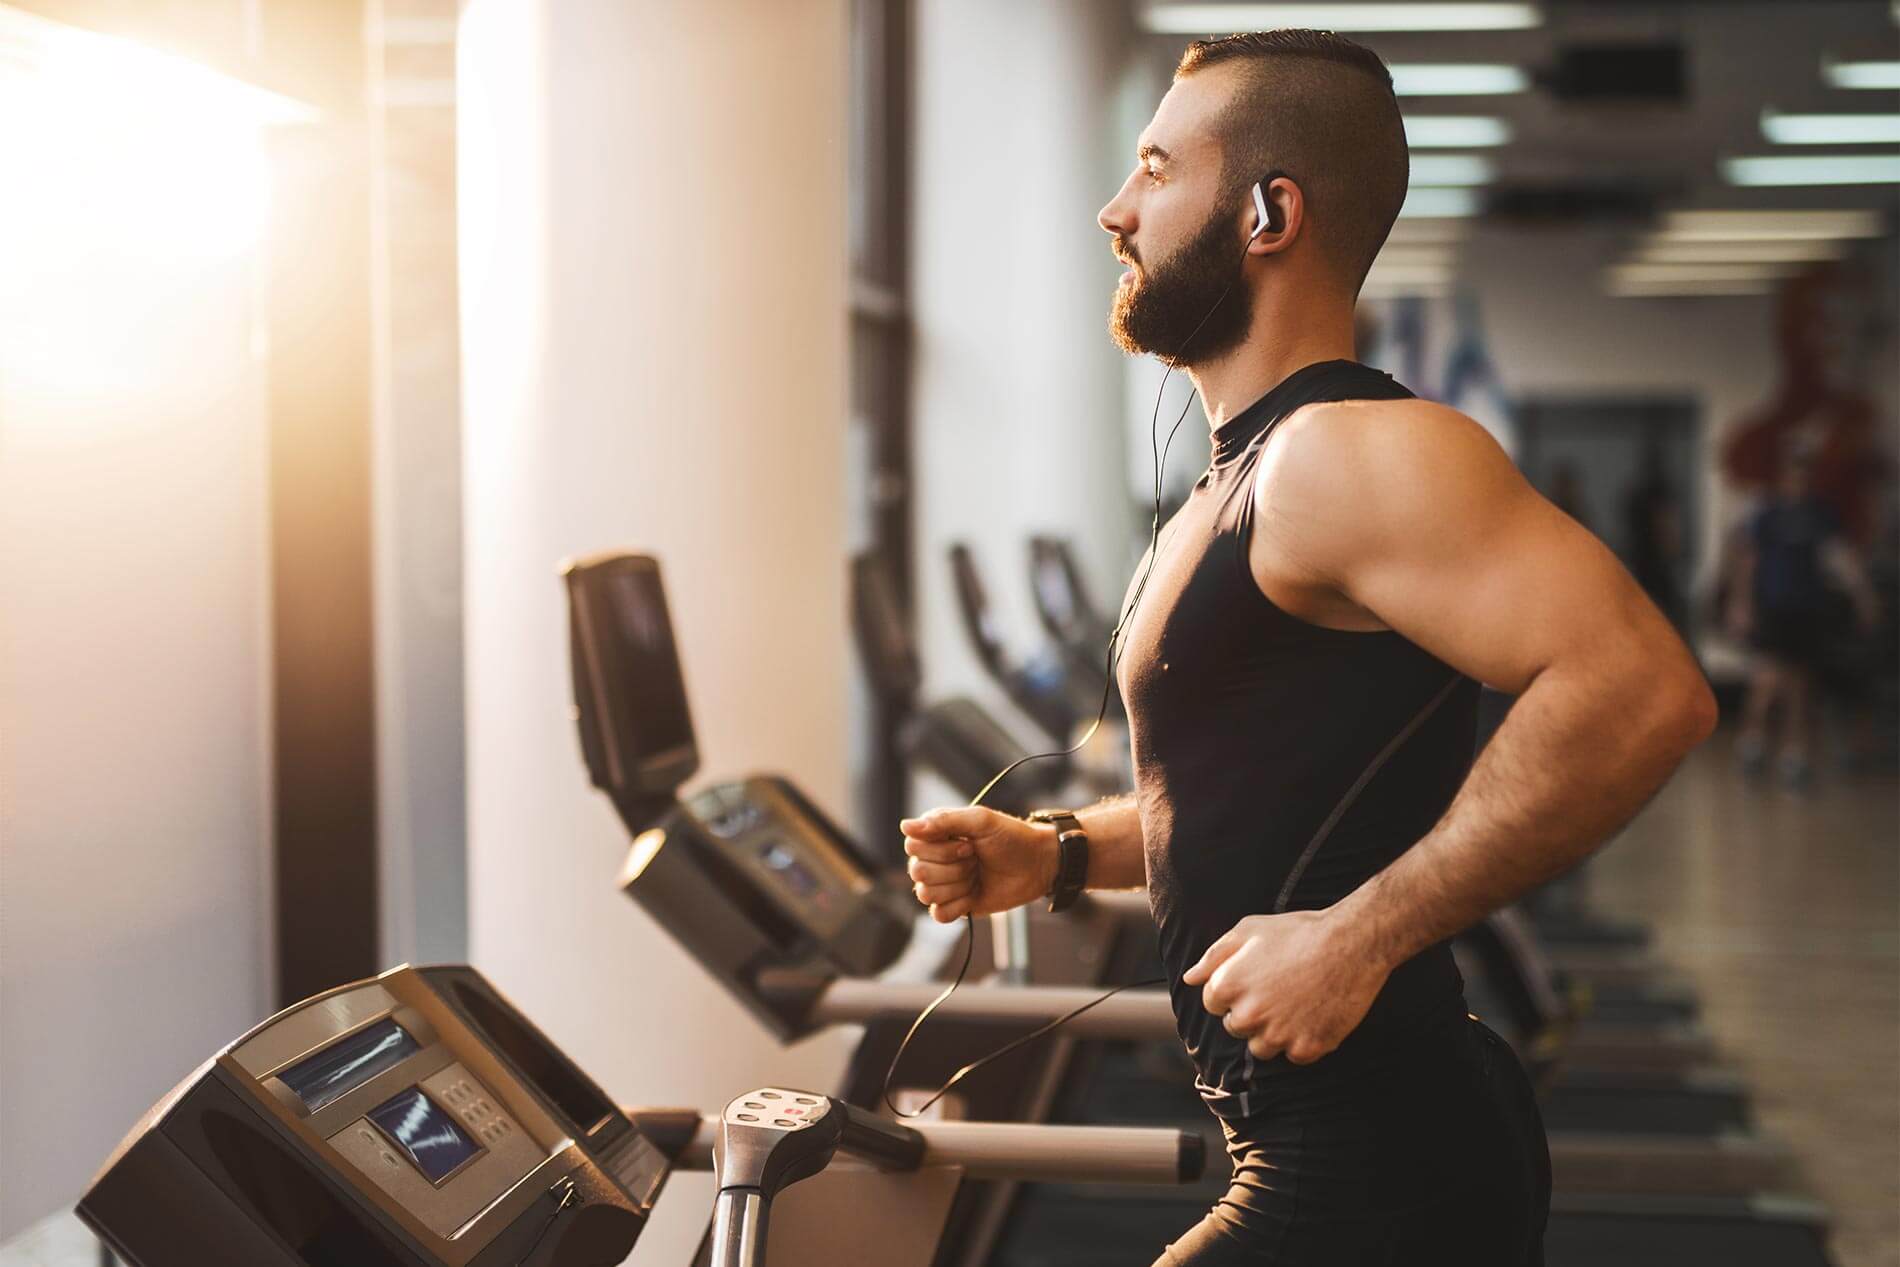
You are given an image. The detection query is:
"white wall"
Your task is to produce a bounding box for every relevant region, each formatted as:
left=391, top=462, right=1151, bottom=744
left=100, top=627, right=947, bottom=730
left=0, top=26, right=272, bottom=1234
left=911, top=0, right=1143, bottom=724
left=458, top=3, right=855, bottom=1260
left=1456, top=225, right=1781, bottom=588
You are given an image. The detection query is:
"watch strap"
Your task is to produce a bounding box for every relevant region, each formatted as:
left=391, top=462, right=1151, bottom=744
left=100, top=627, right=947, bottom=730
left=1027, top=810, right=1088, bottom=914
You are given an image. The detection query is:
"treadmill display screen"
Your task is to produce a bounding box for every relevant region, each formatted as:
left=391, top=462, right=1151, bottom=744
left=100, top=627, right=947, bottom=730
left=278, top=1019, right=421, bottom=1111
left=368, top=1088, right=483, bottom=1184
left=1032, top=556, right=1077, bottom=626
left=758, top=840, right=820, bottom=899
left=606, top=567, right=694, bottom=763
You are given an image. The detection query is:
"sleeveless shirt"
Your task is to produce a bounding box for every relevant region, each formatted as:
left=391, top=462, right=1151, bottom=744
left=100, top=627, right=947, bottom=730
left=1116, top=359, right=1480, bottom=1120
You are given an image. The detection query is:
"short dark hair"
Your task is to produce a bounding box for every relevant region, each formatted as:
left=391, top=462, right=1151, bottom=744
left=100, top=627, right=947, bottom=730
left=1176, top=30, right=1408, bottom=292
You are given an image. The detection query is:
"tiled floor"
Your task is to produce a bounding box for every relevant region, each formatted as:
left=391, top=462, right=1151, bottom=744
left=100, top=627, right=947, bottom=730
left=1590, top=735, right=1900, bottom=1267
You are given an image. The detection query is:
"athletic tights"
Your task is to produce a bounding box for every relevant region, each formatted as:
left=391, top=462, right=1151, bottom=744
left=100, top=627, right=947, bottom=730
left=1153, top=1015, right=1551, bottom=1266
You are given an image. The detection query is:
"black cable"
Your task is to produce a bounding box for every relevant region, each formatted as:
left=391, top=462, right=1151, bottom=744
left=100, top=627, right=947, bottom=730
left=513, top=1176, right=578, bottom=1266
left=883, top=237, right=1256, bottom=1119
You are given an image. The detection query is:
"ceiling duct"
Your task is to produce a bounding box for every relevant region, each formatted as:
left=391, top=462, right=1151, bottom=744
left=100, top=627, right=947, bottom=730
left=1486, top=184, right=1661, bottom=224
left=1544, top=42, right=1688, bottom=104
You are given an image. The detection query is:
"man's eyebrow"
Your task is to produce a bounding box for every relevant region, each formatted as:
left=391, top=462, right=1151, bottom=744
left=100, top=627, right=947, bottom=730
left=1138, top=142, right=1171, bottom=165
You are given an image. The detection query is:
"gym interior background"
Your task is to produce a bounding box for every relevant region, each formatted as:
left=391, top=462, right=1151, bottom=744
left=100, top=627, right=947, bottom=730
left=0, top=0, right=1895, bottom=1264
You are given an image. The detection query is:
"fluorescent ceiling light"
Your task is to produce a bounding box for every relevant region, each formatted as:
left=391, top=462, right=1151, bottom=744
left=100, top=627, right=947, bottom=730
left=1362, top=281, right=1454, bottom=299
left=1410, top=154, right=1495, bottom=185
left=1824, top=59, right=1900, bottom=90
left=1656, top=209, right=1885, bottom=241
left=1389, top=64, right=1529, bottom=96
left=1365, top=262, right=1456, bottom=286
left=1405, top=116, right=1512, bottom=148
left=1723, top=154, right=1900, bottom=186
left=1387, top=218, right=1472, bottom=243
left=1762, top=110, right=1900, bottom=146
left=1609, top=263, right=1797, bottom=285
left=1398, top=187, right=1480, bottom=218
left=1631, top=240, right=1850, bottom=265
left=1607, top=280, right=1774, bottom=298
left=1141, top=5, right=1541, bottom=34
left=1374, top=245, right=1459, bottom=266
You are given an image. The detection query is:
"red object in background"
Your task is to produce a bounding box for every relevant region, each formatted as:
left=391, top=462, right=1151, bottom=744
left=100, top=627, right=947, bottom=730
left=1721, top=265, right=1889, bottom=545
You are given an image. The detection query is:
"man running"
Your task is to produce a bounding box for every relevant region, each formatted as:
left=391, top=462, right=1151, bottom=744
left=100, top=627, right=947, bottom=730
left=902, top=30, right=1715, bottom=1266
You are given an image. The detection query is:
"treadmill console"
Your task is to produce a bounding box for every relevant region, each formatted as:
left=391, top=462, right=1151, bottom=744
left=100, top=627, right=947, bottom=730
left=565, top=550, right=914, bottom=1038
left=79, top=965, right=672, bottom=1267
left=622, top=775, right=915, bottom=1039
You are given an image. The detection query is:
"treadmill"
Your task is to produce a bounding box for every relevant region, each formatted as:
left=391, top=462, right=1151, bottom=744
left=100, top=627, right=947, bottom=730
left=1024, top=535, right=1122, bottom=714
left=849, top=550, right=1072, bottom=818
left=77, top=964, right=1205, bottom=1267
left=948, top=542, right=1130, bottom=792
left=564, top=550, right=1197, bottom=1264
left=945, top=542, right=1086, bottom=747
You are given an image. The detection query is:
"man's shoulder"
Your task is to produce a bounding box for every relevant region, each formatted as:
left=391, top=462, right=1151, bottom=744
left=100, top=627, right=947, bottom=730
left=1280, top=392, right=1480, bottom=439
left=1261, top=396, right=1506, bottom=506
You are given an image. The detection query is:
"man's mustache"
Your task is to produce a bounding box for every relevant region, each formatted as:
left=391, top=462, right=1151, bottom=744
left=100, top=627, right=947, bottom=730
left=1113, top=236, right=1140, bottom=269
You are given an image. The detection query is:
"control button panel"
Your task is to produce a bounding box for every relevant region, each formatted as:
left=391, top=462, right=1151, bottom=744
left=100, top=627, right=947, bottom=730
left=724, top=1087, right=829, bottom=1131
left=435, top=1070, right=517, bottom=1147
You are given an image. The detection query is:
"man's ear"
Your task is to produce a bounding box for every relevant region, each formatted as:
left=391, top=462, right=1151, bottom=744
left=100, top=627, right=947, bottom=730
left=1247, top=175, right=1302, bottom=257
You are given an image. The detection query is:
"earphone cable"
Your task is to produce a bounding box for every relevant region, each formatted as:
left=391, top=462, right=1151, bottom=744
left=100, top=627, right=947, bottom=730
left=883, top=236, right=1258, bottom=1118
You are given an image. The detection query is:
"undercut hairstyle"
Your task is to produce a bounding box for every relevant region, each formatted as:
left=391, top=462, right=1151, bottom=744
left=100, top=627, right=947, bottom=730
left=1176, top=30, right=1409, bottom=292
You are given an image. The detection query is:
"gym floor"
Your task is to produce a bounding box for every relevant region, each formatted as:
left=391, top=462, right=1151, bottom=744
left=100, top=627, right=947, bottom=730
left=1591, top=735, right=1900, bottom=1267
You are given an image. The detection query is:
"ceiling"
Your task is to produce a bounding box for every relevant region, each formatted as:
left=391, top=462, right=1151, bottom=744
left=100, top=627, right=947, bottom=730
left=1135, top=1, right=1900, bottom=223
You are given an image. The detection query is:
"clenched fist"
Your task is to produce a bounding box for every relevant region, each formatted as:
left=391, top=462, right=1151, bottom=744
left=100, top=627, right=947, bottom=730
left=1182, top=910, right=1391, bottom=1066
left=899, top=807, right=1057, bottom=923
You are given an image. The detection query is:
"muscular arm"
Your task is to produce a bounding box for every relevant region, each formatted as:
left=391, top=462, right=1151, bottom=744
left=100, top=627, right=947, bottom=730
left=1305, top=405, right=1715, bottom=967
left=1187, top=400, right=1716, bottom=1063
left=1070, top=793, right=1147, bottom=889
left=899, top=792, right=1146, bottom=924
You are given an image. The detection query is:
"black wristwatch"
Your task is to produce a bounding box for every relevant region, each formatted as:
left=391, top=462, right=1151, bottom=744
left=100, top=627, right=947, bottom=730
left=1026, top=809, right=1090, bottom=914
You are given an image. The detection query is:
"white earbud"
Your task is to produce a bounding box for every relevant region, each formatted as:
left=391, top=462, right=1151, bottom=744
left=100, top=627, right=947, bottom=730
left=1249, top=181, right=1272, bottom=241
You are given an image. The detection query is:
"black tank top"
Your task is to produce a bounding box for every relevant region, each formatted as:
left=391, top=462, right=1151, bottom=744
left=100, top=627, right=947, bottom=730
left=1116, top=359, right=1479, bottom=1121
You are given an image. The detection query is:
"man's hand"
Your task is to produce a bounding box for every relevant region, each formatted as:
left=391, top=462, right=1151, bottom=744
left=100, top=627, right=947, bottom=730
left=900, top=807, right=1056, bottom=923
left=1182, top=910, right=1390, bottom=1065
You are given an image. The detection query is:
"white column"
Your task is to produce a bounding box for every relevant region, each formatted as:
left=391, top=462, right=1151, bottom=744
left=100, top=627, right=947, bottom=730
left=369, top=0, right=468, bottom=969
left=458, top=5, right=854, bottom=1258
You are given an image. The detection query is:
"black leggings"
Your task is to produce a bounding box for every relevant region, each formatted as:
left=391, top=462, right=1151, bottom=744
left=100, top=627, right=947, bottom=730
left=1154, top=1018, right=1550, bottom=1266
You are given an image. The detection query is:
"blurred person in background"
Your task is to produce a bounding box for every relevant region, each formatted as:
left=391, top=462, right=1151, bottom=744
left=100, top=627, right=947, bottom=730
left=1624, top=444, right=1687, bottom=630
left=1728, top=437, right=1880, bottom=787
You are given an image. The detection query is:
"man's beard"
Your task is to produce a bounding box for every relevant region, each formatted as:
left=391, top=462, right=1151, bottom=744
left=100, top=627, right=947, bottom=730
left=1108, top=203, right=1252, bottom=364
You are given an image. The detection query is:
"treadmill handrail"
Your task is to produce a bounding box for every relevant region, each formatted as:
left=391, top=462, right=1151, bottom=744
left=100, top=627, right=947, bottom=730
left=798, top=976, right=1177, bottom=1042
left=674, top=1112, right=1204, bottom=1185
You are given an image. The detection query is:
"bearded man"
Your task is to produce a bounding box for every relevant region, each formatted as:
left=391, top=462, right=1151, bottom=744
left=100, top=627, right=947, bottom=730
left=902, top=30, right=1715, bottom=1266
